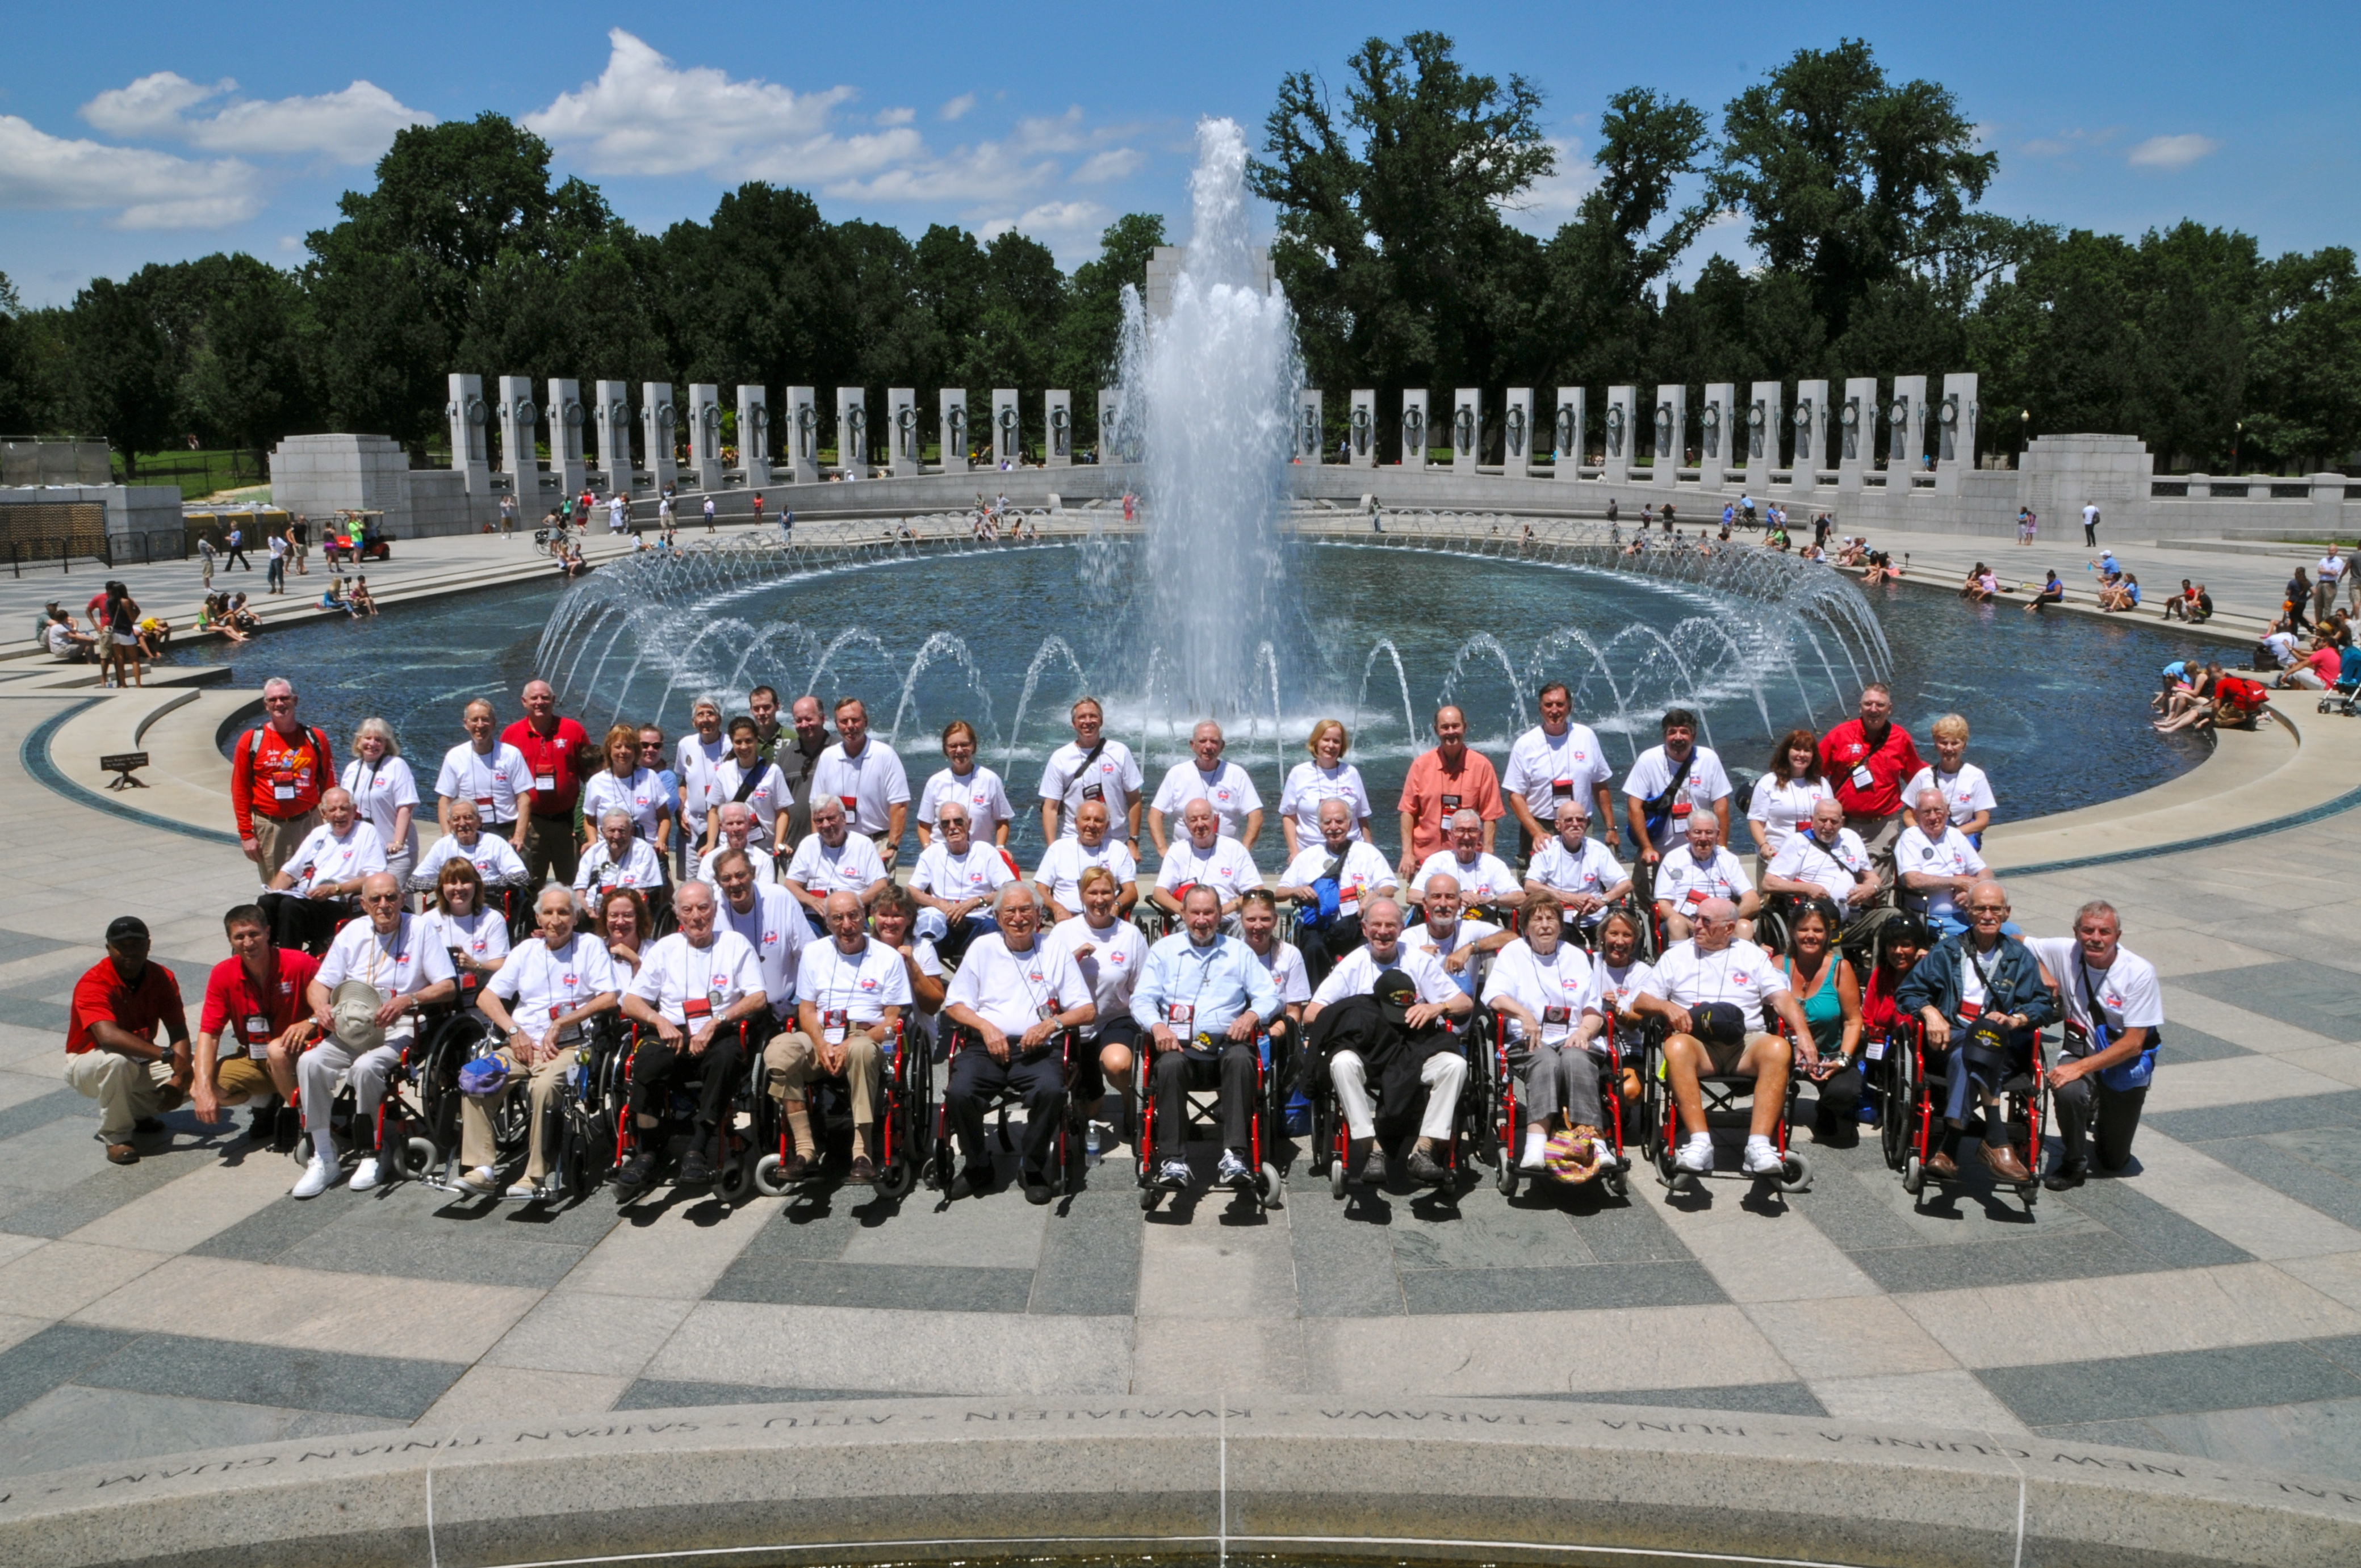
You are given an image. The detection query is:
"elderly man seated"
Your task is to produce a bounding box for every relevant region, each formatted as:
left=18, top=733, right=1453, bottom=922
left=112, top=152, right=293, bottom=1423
left=65, top=916, right=191, bottom=1166
left=1276, top=796, right=1397, bottom=988
left=575, top=808, right=668, bottom=900
left=1894, top=790, right=1989, bottom=937
left=1130, top=884, right=1283, bottom=1192
left=1632, top=896, right=1815, bottom=1177
left=1412, top=808, right=1525, bottom=917
left=1522, top=801, right=1631, bottom=933
left=941, top=886, right=1095, bottom=1203
left=694, top=802, right=776, bottom=885
left=1033, top=798, right=1139, bottom=923
left=192, top=903, right=319, bottom=1144
left=1401, top=874, right=1512, bottom=995
left=1305, top=896, right=1472, bottom=1186
left=296, top=873, right=458, bottom=1197
left=1150, top=798, right=1263, bottom=924
left=910, top=799, right=1016, bottom=965
left=1894, top=879, right=2058, bottom=1184
left=1761, top=796, right=1881, bottom=939
left=783, top=795, right=891, bottom=926
left=765, top=889, right=907, bottom=1184
left=262, top=787, right=387, bottom=954
left=1653, top=814, right=1759, bottom=943
left=411, top=799, right=531, bottom=894
left=616, top=880, right=768, bottom=1196
left=465, top=886, right=621, bottom=1198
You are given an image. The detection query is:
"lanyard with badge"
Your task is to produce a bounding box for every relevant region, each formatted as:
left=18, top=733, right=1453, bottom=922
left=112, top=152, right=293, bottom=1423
left=1166, top=942, right=1220, bottom=1047
left=544, top=936, right=587, bottom=1042
left=680, top=945, right=725, bottom=1026
left=1533, top=944, right=1577, bottom=1042
left=818, top=944, right=881, bottom=1043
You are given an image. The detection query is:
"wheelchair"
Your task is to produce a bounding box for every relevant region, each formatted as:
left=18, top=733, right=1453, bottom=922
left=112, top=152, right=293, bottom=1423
left=612, top=1016, right=764, bottom=1202
left=1880, top=1017, right=2046, bottom=1213
left=1754, top=887, right=1900, bottom=973
left=923, top=1024, right=1086, bottom=1198
left=1304, top=1011, right=1487, bottom=1202
left=1636, top=1013, right=1811, bottom=1196
left=751, top=1017, right=931, bottom=1200
left=1132, top=1028, right=1286, bottom=1213
left=288, top=1000, right=483, bottom=1185
left=1487, top=1011, right=1631, bottom=1200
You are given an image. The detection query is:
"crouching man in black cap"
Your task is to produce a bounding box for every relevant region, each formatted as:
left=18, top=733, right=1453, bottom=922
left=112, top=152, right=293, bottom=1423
left=1300, top=896, right=1471, bottom=1187
left=64, top=916, right=191, bottom=1165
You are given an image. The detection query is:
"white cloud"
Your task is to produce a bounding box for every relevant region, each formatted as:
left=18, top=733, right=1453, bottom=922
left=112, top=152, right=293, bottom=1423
left=80, top=72, right=433, bottom=163
left=978, top=200, right=1112, bottom=244
left=1499, top=135, right=1596, bottom=233
left=876, top=106, right=915, bottom=127
left=1071, top=148, right=1143, bottom=183
left=0, top=113, right=262, bottom=228
left=940, top=93, right=977, bottom=122
left=2128, top=133, right=2220, bottom=170
left=524, top=29, right=911, bottom=181
left=823, top=137, right=1060, bottom=205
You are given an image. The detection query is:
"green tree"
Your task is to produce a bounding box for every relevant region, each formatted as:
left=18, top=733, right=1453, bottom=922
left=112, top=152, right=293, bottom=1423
left=66, top=275, right=179, bottom=479
left=170, top=255, right=312, bottom=464
left=2249, top=246, right=2361, bottom=470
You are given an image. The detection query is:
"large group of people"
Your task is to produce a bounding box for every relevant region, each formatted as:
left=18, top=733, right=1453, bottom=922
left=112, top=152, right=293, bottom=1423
left=60, top=674, right=2161, bottom=1229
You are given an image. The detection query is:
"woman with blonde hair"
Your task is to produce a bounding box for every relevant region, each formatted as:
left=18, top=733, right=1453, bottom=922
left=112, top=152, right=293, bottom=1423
left=580, top=722, right=673, bottom=859
left=339, top=717, right=420, bottom=892
left=1277, top=718, right=1373, bottom=858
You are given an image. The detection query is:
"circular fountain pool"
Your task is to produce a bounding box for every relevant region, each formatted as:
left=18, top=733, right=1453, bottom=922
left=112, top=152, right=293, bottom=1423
left=195, top=535, right=2216, bottom=861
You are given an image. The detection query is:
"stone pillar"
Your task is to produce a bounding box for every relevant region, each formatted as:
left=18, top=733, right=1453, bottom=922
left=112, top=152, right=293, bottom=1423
left=1399, top=390, right=1430, bottom=470
left=1745, top=380, right=1783, bottom=492
left=1349, top=389, right=1378, bottom=467
left=1297, top=389, right=1324, bottom=464
left=831, top=388, right=865, bottom=477
left=1602, top=385, right=1634, bottom=484
left=1886, top=374, right=1927, bottom=480
left=1650, top=385, right=1686, bottom=486
left=1552, top=388, right=1587, bottom=476
left=1097, top=390, right=1120, bottom=464
left=1045, top=389, right=1073, bottom=467
left=1502, top=387, right=1535, bottom=476
left=1933, top=372, right=1978, bottom=495
left=1450, top=387, right=1482, bottom=474
left=593, top=380, right=633, bottom=491
left=640, top=382, right=677, bottom=495
left=685, top=385, right=722, bottom=490
left=993, top=388, right=1021, bottom=468
left=549, top=379, right=587, bottom=500
left=736, top=385, right=771, bottom=489
left=940, top=390, right=970, bottom=473
left=784, top=386, right=818, bottom=485
left=1837, top=376, right=1876, bottom=493
left=496, top=376, right=539, bottom=509
left=1791, top=379, right=1829, bottom=492
left=447, top=374, right=491, bottom=494
left=2312, top=472, right=2349, bottom=539
left=888, top=387, right=921, bottom=477
left=1697, top=383, right=1733, bottom=491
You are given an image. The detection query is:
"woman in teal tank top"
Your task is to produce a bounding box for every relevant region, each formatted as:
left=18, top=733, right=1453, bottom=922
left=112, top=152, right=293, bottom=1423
left=1780, top=899, right=1865, bottom=1137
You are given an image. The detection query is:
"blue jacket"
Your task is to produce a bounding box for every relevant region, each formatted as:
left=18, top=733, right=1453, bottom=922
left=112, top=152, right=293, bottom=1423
left=1894, top=933, right=2059, bottom=1035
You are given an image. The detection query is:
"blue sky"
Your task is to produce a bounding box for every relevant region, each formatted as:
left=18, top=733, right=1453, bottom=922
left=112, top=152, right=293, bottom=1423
left=2, top=1, right=2354, bottom=307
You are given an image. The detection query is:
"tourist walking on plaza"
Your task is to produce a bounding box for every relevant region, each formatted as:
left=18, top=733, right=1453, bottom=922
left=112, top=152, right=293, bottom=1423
left=2317, top=547, right=2344, bottom=624
left=223, top=522, right=251, bottom=571
left=2082, top=500, right=2100, bottom=547
left=199, top=533, right=217, bottom=586
left=506, top=681, right=591, bottom=887
left=233, top=679, right=333, bottom=881
left=265, top=527, right=288, bottom=594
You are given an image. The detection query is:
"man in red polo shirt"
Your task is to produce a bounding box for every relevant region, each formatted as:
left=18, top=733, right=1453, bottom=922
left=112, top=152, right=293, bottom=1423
left=231, top=678, right=334, bottom=882
left=192, top=903, right=321, bottom=1144
left=1395, top=705, right=1503, bottom=883
left=504, top=678, right=589, bottom=887
left=1818, top=682, right=1925, bottom=891
left=65, top=917, right=191, bottom=1165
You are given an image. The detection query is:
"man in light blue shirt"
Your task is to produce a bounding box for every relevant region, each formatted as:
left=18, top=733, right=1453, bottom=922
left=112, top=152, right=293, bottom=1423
left=1132, top=886, right=1282, bottom=1192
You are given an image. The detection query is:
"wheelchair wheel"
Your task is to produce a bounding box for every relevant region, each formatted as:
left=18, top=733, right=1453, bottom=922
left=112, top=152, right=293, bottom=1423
left=718, top=1143, right=757, bottom=1203
left=399, top=1135, right=438, bottom=1181
left=1902, top=1152, right=1925, bottom=1196
left=876, top=1154, right=916, bottom=1201
left=1755, top=903, right=1791, bottom=958
left=1328, top=1157, right=1348, bottom=1200
left=1138, top=1183, right=1159, bottom=1212
left=752, top=1152, right=795, bottom=1198
left=1777, top=1148, right=1811, bottom=1193
left=1259, top=1161, right=1284, bottom=1211
left=290, top=1131, right=315, bottom=1168
left=1496, top=1159, right=1521, bottom=1198
left=1601, top=1160, right=1628, bottom=1199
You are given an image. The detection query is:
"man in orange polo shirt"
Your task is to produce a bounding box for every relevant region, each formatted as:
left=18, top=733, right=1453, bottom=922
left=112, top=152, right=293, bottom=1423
left=231, top=678, right=334, bottom=882
left=504, top=679, right=590, bottom=888
left=65, top=917, right=191, bottom=1165
left=1395, top=705, right=1503, bottom=883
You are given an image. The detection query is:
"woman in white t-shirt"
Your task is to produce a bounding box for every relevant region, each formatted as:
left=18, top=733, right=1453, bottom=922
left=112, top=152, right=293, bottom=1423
left=339, top=718, right=420, bottom=891
left=420, top=859, right=511, bottom=1008
left=579, top=723, right=673, bottom=854
left=869, top=886, right=946, bottom=1049
left=1592, top=908, right=1659, bottom=1111
left=1479, top=900, right=1611, bottom=1171
left=1278, top=719, right=1374, bottom=858
left=1900, top=714, right=1996, bottom=843
left=595, top=886, right=651, bottom=979
left=916, top=719, right=1015, bottom=849
left=1745, top=727, right=1835, bottom=875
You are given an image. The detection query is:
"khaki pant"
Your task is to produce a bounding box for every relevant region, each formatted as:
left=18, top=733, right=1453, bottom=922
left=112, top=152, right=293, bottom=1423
left=252, top=810, right=321, bottom=883
left=215, top=1056, right=278, bottom=1100
left=66, top=1051, right=173, bottom=1143
left=764, top=1028, right=881, bottom=1127
left=1844, top=811, right=1906, bottom=894
left=460, top=1043, right=572, bottom=1180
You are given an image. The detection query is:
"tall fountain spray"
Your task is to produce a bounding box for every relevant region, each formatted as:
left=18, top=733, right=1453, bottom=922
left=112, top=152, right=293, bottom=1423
left=1115, top=117, right=1302, bottom=716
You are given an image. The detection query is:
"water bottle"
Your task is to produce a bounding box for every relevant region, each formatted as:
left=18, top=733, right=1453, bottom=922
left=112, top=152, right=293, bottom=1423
left=1085, top=1121, right=1102, bottom=1165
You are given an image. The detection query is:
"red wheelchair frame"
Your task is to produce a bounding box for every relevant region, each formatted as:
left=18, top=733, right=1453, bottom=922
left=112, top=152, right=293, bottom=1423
left=1488, top=1011, right=1631, bottom=1200
left=1132, top=1028, right=1286, bottom=1213
left=751, top=1017, right=928, bottom=1200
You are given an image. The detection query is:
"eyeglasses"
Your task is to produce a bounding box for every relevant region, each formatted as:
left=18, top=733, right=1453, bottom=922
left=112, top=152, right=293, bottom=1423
left=264, top=696, right=296, bottom=706
left=361, top=892, right=401, bottom=904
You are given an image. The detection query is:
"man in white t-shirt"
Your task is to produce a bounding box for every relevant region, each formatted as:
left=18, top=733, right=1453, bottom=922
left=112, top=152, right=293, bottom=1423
left=436, top=699, right=535, bottom=844
left=296, top=873, right=457, bottom=1198
left=673, top=698, right=730, bottom=875
left=616, top=880, right=768, bottom=1196
left=264, top=787, right=387, bottom=953
left=783, top=796, right=891, bottom=923
left=767, top=890, right=908, bottom=1185
left=1762, top=798, right=1879, bottom=912
left=1412, top=808, right=1525, bottom=914
left=1149, top=720, right=1265, bottom=854
left=714, top=850, right=809, bottom=1030
left=1151, top=799, right=1262, bottom=921
left=810, top=697, right=910, bottom=867
left=1895, top=791, right=1987, bottom=934
left=467, top=886, right=621, bottom=1199
left=1038, top=697, right=1142, bottom=844
left=1621, top=708, right=1733, bottom=860
left=1633, top=898, right=1814, bottom=1177
left=695, top=802, right=777, bottom=886
left=1400, top=875, right=1511, bottom=992
left=2259, top=627, right=2299, bottom=670
left=941, top=886, right=1096, bottom=1203
left=573, top=810, right=666, bottom=898
left=1276, top=798, right=1397, bottom=988
left=1522, top=802, right=1630, bottom=930
left=1500, top=683, right=1618, bottom=860
left=2026, top=899, right=2162, bottom=1187
left=1305, top=896, right=1471, bottom=1187
left=1652, top=815, right=1758, bottom=942
left=1032, top=798, right=1140, bottom=922
left=909, top=800, right=1016, bottom=963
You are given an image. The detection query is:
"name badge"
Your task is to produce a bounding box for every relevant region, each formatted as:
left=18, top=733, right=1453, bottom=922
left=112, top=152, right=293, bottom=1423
left=1551, top=779, right=1573, bottom=798
left=839, top=794, right=859, bottom=813
left=1081, top=782, right=1104, bottom=802
left=549, top=1001, right=581, bottom=1043
left=273, top=785, right=296, bottom=800
left=535, top=773, right=556, bottom=791
left=1165, top=1003, right=1194, bottom=1026
left=1542, top=1005, right=1572, bottom=1025
left=474, top=794, right=495, bottom=808
left=823, top=1006, right=849, bottom=1044
left=1672, top=800, right=1692, bottom=817
left=683, top=996, right=713, bottom=1021
left=1439, top=793, right=1462, bottom=811
left=1849, top=764, right=1875, bottom=790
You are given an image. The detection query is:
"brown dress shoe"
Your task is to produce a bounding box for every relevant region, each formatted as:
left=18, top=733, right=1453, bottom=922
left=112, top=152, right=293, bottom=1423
left=1981, top=1143, right=2033, bottom=1184
left=1925, top=1150, right=1959, bottom=1179
left=847, top=1155, right=877, bottom=1185
left=106, top=1143, right=139, bottom=1165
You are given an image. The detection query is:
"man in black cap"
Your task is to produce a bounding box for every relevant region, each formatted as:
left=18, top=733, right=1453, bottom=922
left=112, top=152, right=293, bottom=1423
left=64, top=917, right=191, bottom=1164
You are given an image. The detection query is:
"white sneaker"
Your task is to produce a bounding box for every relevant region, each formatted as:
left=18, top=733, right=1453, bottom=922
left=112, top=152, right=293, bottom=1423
left=348, top=1156, right=383, bottom=1192
left=291, top=1154, right=337, bottom=1199
left=1675, top=1133, right=1714, bottom=1173
left=1742, top=1137, right=1785, bottom=1176
left=503, top=1180, right=542, bottom=1201
left=1590, top=1138, right=1618, bottom=1170
left=1519, top=1129, right=1548, bottom=1171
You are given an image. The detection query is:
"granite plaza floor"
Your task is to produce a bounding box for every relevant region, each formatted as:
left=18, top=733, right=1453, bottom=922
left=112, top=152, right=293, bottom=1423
left=2, top=517, right=2360, bottom=1491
